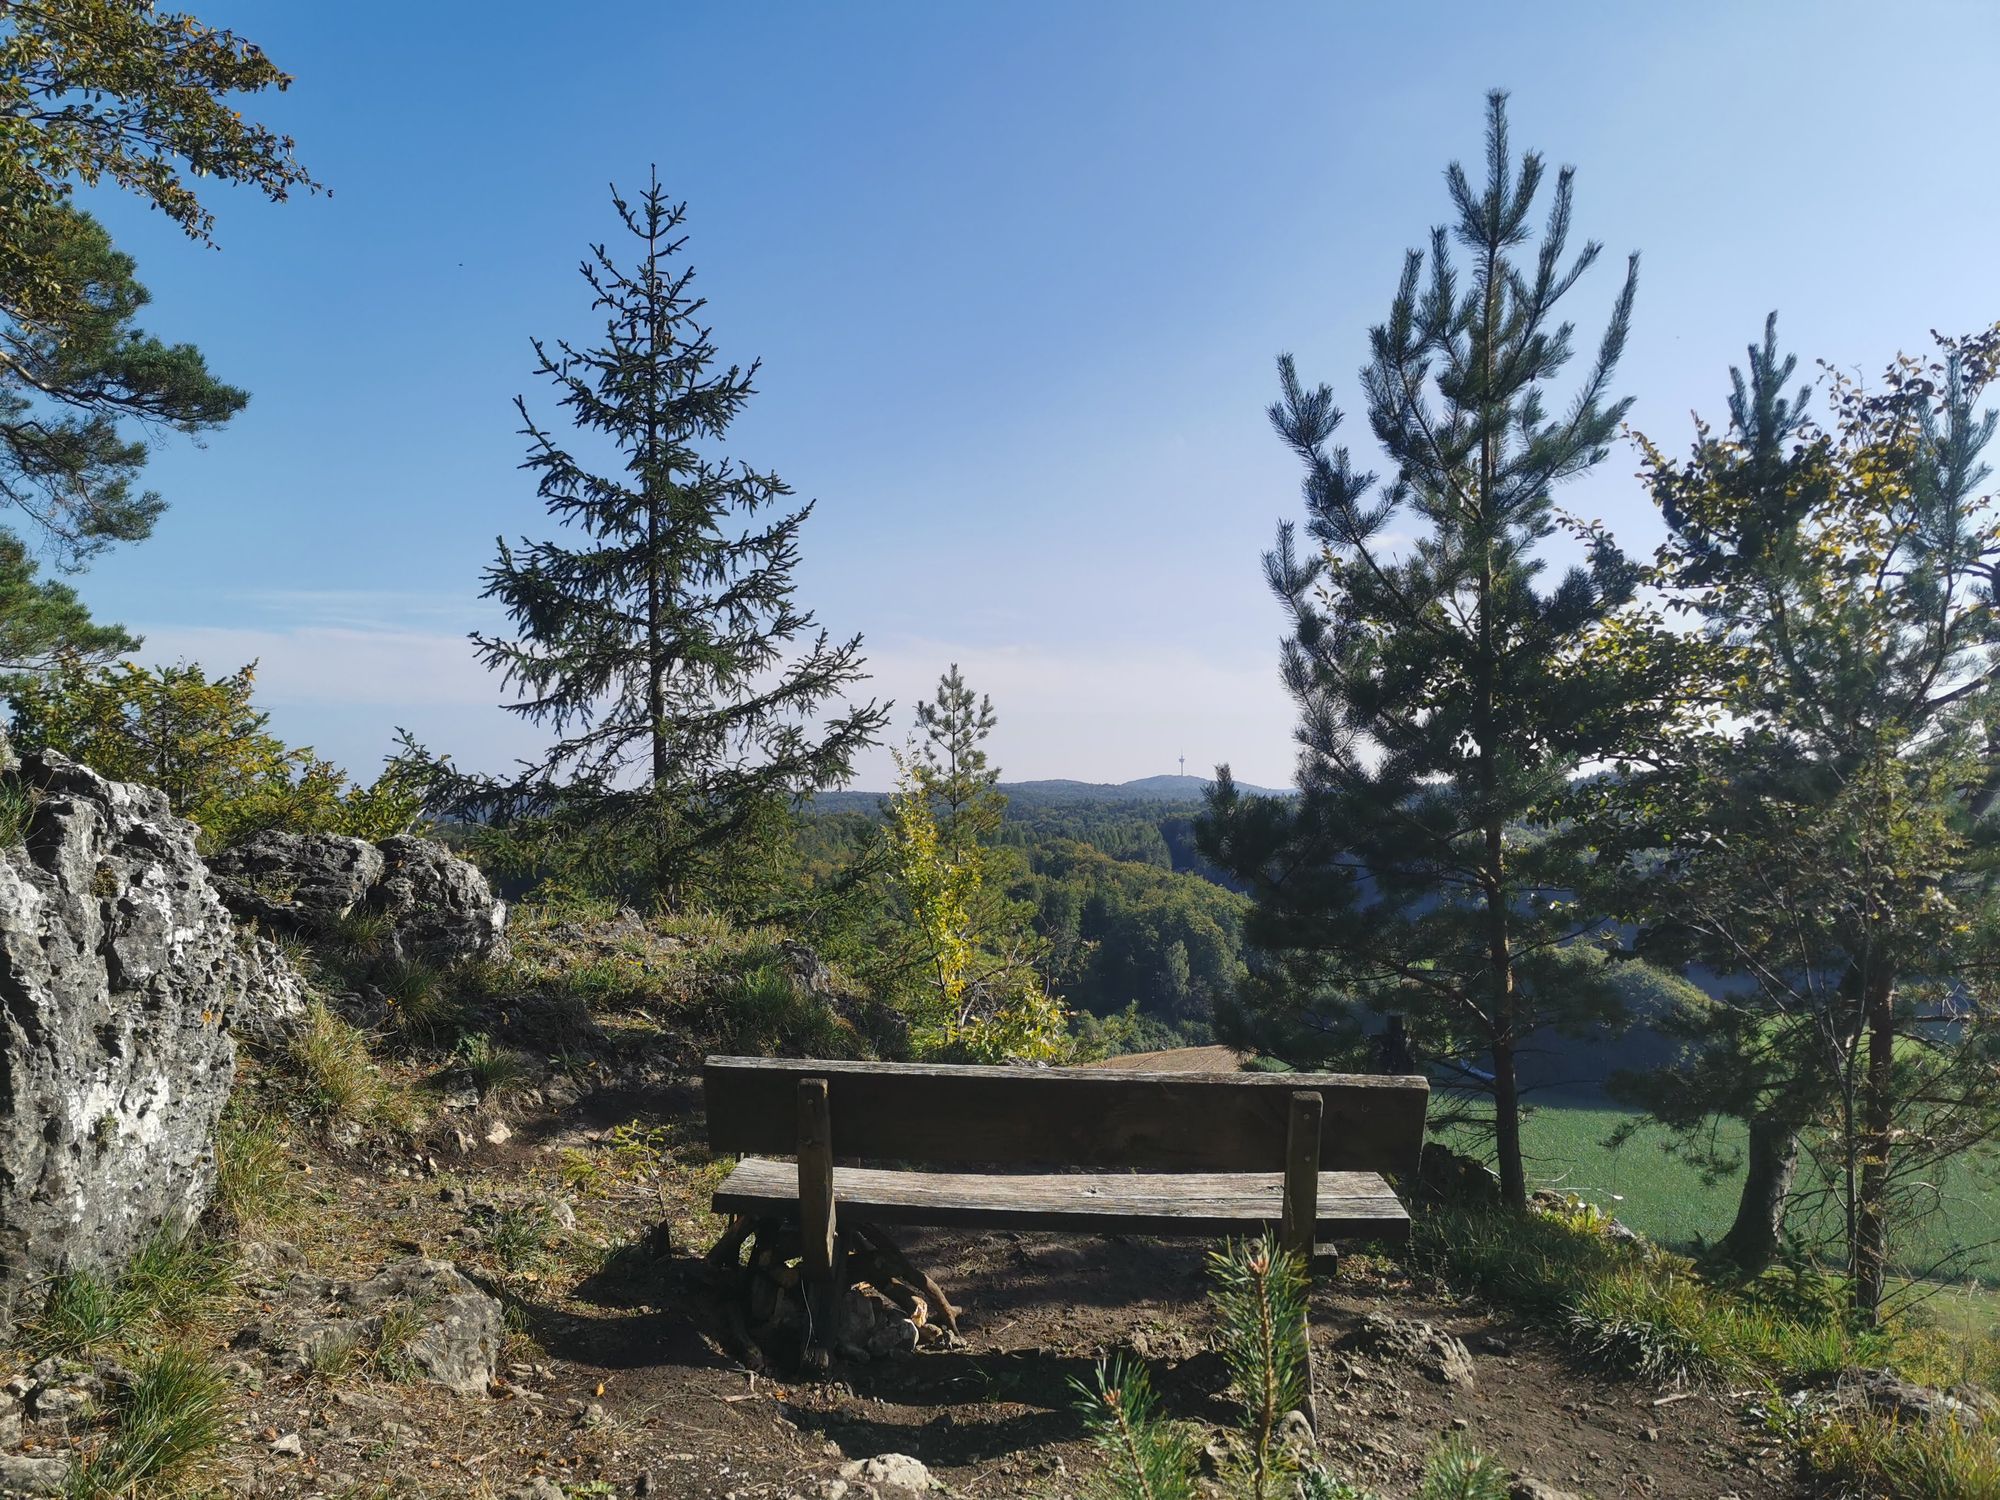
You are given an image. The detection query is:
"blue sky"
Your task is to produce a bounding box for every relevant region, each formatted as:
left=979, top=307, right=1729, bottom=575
left=77, top=0, right=2000, bottom=790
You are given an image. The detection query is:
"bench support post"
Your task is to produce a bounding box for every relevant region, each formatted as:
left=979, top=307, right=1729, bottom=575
left=798, top=1077, right=841, bottom=1365
left=1281, top=1089, right=1322, bottom=1264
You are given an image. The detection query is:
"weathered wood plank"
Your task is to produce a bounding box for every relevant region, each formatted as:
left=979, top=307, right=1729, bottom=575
left=703, top=1056, right=1428, bottom=1180
left=712, top=1159, right=1411, bottom=1243
left=796, top=1078, right=840, bottom=1362
left=797, top=1079, right=837, bottom=1281
left=1281, top=1090, right=1323, bottom=1263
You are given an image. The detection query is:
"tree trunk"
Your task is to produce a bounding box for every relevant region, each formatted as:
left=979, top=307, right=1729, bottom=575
left=1853, top=969, right=1896, bottom=1321
left=1491, top=1033, right=1527, bottom=1211
left=1718, top=1114, right=1799, bottom=1274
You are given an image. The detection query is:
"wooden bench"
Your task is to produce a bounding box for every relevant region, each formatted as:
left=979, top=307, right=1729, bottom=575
left=703, top=1055, right=1428, bottom=1371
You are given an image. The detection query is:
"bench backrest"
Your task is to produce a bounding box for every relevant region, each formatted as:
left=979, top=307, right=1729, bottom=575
left=703, top=1056, right=1429, bottom=1183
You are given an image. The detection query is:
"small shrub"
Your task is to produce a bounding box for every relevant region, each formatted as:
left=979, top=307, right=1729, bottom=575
left=1207, top=1234, right=1311, bottom=1492
left=1072, top=1355, right=1198, bottom=1500
left=380, top=958, right=462, bottom=1042
left=1299, top=1474, right=1381, bottom=1500
left=65, top=1346, right=226, bottom=1498
left=29, top=1269, right=136, bottom=1357
left=457, top=1032, right=529, bottom=1101
left=1415, top=1436, right=1512, bottom=1500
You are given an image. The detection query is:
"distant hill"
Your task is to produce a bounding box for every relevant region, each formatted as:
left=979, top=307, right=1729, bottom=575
left=808, top=774, right=1291, bottom=813
left=1017, top=774, right=1292, bottom=802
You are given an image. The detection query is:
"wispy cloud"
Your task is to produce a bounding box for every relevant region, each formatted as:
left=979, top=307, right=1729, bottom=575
left=127, top=600, right=1300, bottom=789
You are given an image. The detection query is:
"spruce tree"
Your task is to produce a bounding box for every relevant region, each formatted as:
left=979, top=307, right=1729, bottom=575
left=1198, top=93, right=1646, bottom=1208
left=466, top=174, right=888, bottom=908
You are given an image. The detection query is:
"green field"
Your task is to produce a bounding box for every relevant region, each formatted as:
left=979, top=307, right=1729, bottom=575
left=1446, top=1099, right=2000, bottom=1288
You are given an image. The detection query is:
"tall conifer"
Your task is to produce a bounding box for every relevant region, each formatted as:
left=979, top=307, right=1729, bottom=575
left=468, top=174, right=887, bottom=907
left=1199, top=94, right=1647, bottom=1207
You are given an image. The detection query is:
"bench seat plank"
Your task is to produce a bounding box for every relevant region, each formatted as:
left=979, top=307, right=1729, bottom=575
left=712, top=1158, right=1411, bottom=1243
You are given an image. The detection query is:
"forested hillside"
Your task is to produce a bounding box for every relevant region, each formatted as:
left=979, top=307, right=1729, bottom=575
left=794, top=779, right=1244, bottom=1050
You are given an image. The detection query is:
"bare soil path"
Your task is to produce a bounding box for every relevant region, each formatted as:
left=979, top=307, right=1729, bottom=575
left=185, top=1064, right=1798, bottom=1500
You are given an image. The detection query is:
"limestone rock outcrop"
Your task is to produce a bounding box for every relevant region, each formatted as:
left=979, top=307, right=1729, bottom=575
left=207, top=829, right=506, bottom=965
left=0, top=752, right=300, bottom=1338
left=231, top=1254, right=504, bottom=1396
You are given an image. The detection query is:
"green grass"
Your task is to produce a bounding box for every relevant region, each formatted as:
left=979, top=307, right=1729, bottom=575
left=456, top=1032, right=529, bottom=1100
left=215, top=1107, right=297, bottom=1230
left=26, top=1230, right=237, bottom=1360
left=380, top=958, right=464, bottom=1042
left=28, top=1268, right=137, bottom=1357
left=1795, top=1408, right=2000, bottom=1500
left=65, top=1346, right=227, bottom=1498
left=0, top=778, right=37, bottom=846
left=1413, top=1182, right=2000, bottom=1498
left=1444, top=1098, right=2000, bottom=1285
left=285, top=998, right=412, bottom=1127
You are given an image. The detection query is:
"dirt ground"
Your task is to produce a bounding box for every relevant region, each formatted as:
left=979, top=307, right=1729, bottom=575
left=59, top=1066, right=1800, bottom=1500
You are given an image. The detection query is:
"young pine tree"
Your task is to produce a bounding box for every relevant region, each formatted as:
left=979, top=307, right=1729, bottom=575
left=463, top=174, right=888, bottom=909
left=1198, top=93, right=1651, bottom=1208
left=1594, top=321, right=2000, bottom=1312
left=876, top=666, right=1067, bottom=1061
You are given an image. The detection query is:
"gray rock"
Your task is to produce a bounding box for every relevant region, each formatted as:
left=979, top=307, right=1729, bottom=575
left=0, top=752, right=302, bottom=1339
left=0, top=1451, right=66, bottom=1496
left=248, top=1256, right=502, bottom=1396
left=206, top=830, right=506, bottom=967
left=837, top=1454, right=932, bottom=1495
left=506, top=1481, right=564, bottom=1500
left=269, top=1431, right=304, bottom=1456
left=207, top=830, right=384, bottom=926
left=26, top=1383, right=86, bottom=1420
left=1510, top=1482, right=1583, bottom=1500
left=374, top=836, right=508, bottom=965
left=1275, top=1407, right=1317, bottom=1461
left=1338, top=1313, right=1477, bottom=1387
left=1831, top=1367, right=1984, bottom=1425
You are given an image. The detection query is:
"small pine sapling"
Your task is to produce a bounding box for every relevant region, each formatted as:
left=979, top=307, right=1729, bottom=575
left=1071, top=1355, right=1198, bottom=1500
left=1207, top=1234, right=1313, bottom=1498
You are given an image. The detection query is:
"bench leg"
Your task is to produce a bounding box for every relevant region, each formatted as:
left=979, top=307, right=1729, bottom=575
left=1282, top=1090, right=1323, bottom=1267
left=798, top=1077, right=839, bottom=1367
left=1283, top=1090, right=1323, bottom=1431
